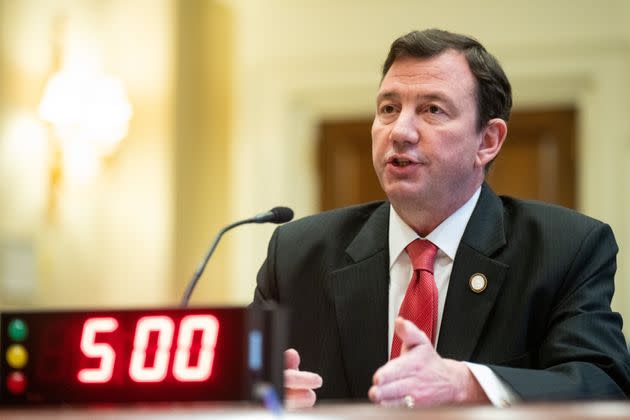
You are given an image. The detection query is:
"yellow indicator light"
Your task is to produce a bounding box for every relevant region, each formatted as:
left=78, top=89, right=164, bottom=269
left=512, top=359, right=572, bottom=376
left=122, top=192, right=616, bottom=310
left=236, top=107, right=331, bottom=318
left=6, top=344, right=28, bottom=369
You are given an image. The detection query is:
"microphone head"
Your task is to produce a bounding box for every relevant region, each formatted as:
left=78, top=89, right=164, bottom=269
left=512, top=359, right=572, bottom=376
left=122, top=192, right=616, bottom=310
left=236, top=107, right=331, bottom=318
left=269, top=206, right=294, bottom=224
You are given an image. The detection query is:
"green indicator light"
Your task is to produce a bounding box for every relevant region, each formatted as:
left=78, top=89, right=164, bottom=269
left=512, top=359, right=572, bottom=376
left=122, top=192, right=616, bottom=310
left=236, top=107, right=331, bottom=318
left=8, top=319, right=28, bottom=341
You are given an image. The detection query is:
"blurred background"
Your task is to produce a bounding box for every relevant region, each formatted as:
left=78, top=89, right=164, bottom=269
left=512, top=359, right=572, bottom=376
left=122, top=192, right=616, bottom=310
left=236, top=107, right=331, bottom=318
left=1, top=0, right=629, bottom=333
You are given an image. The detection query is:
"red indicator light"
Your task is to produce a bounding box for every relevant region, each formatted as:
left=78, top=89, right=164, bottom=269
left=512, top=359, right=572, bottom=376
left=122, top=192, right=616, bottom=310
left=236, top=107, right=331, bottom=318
left=6, top=371, right=27, bottom=395
left=173, top=315, right=219, bottom=382
left=129, top=316, right=174, bottom=382
left=77, top=317, right=119, bottom=383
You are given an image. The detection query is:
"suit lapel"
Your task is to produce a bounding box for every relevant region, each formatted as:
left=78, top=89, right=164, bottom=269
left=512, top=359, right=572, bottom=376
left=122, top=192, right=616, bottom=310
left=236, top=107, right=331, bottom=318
left=326, top=203, right=390, bottom=397
left=437, top=184, right=509, bottom=361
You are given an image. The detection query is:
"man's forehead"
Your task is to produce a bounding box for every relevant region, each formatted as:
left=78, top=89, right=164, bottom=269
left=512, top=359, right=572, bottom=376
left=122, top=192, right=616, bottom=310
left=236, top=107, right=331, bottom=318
left=378, top=51, right=475, bottom=97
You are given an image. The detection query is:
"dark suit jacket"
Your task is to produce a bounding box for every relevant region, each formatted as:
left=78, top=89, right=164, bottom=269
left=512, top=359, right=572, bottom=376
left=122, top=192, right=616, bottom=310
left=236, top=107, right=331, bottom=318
left=253, top=184, right=630, bottom=400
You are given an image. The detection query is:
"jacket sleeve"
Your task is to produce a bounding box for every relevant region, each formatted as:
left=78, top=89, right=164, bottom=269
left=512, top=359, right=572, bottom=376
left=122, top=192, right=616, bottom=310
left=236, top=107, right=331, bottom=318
left=253, top=227, right=280, bottom=304
left=490, top=223, right=630, bottom=400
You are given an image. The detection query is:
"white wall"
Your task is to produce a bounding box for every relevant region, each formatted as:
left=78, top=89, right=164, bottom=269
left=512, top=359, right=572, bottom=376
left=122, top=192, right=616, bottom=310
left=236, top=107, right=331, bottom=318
left=0, top=0, right=175, bottom=308
left=227, top=0, right=630, bottom=331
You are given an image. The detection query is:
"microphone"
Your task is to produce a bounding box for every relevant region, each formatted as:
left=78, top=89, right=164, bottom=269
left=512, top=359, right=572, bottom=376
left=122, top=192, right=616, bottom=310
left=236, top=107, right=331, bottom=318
left=252, top=206, right=294, bottom=224
left=180, top=206, right=294, bottom=307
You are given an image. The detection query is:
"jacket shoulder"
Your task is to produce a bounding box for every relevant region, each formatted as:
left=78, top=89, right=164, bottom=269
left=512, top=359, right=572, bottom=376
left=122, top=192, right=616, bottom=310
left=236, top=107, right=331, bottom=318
left=500, top=195, right=608, bottom=233
left=276, top=201, right=387, bottom=244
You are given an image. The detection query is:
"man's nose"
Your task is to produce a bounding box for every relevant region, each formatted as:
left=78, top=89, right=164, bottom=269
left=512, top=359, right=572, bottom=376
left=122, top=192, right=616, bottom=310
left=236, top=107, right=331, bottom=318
left=389, top=110, right=419, bottom=145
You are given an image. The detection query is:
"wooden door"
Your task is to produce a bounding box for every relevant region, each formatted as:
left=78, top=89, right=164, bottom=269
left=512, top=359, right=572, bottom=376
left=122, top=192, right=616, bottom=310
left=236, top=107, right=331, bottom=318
left=318, top=109, right=576, bottom=211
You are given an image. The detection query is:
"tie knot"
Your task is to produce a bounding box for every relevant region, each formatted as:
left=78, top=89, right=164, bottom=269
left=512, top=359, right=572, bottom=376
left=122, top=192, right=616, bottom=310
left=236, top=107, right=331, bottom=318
left=405, top=239, right=438, bottom=273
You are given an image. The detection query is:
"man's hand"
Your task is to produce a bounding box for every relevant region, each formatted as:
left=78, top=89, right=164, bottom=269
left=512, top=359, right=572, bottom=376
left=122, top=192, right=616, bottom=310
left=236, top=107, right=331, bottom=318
left=284, top=348, right=323, bottom=409
left=368, top=317, right=489, bottom=407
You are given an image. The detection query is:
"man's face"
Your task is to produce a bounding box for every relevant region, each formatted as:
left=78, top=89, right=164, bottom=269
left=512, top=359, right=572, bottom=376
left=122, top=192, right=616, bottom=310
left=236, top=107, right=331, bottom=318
left=372, top=50, right=487, bottom=219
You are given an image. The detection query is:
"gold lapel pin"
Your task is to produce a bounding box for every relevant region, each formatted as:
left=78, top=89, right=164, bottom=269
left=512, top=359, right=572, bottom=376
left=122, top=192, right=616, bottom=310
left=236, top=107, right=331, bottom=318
left=469, top=273, right=487, bottom=293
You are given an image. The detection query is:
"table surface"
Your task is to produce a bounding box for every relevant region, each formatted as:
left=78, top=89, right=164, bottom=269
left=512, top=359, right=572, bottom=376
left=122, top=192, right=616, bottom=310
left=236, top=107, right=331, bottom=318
left=2, top=401, right=630, bottom=419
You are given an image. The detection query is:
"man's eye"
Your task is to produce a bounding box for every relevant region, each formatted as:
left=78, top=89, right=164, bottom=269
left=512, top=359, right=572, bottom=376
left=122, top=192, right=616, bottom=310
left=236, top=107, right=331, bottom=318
left=428, top=105, right=442, bottom=114
left=380, top=104, right=396, bottom=114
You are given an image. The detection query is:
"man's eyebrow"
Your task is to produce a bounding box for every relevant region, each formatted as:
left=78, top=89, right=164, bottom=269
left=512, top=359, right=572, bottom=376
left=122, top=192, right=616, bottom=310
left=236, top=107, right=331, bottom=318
left=376, top=91, right=458, bottom=111
left=419, top=93, right=456, bottom=109
left=376, top=91, right=400, bottom=102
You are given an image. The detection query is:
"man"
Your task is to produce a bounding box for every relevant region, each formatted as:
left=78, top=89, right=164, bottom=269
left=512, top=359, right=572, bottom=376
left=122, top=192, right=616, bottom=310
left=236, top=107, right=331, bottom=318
left=253, top=29, right=630, bottom=408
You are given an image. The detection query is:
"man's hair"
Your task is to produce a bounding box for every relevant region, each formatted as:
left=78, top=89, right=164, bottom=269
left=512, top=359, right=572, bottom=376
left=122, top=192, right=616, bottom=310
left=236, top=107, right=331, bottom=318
left=382, top=29, right=512, bottom=131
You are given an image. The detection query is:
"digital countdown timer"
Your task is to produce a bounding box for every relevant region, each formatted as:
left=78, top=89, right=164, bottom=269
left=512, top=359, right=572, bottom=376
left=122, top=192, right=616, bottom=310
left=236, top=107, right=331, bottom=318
left=0, top=306, right=285, bottom=405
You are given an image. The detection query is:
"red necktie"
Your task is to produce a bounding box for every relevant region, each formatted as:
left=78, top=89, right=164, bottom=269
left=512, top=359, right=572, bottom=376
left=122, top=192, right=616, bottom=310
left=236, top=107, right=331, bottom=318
left=390, top=239, right=439, bottom=359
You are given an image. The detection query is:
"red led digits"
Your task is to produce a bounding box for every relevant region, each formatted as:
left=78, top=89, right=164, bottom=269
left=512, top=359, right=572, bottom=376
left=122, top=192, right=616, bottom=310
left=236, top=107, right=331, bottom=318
left=173, top=315, right=219, bottom=382
left=77, top=317, right=119, bottom=383
left=76, top=314, right=221, bottom=386
left=129, top=316, right=174, bottom=382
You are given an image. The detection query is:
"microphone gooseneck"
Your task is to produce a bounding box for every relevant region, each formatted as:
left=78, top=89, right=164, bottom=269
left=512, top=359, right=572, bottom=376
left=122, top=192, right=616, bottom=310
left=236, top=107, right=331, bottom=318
left=180, top=206, right=294, bottom=307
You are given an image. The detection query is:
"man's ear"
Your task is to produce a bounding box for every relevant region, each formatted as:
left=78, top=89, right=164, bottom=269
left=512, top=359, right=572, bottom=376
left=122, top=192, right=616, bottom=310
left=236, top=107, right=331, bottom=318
left=476, top=118, right=508, bottom=168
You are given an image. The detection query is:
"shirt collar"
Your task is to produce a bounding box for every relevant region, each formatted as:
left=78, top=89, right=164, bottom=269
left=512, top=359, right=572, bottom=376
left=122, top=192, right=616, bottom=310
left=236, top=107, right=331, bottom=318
left=388, top=187, right=481, bottom=267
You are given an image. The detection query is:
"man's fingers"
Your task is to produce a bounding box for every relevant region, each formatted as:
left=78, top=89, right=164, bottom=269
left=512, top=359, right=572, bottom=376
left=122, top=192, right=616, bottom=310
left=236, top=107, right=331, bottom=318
left=369, top=377, right=416, bottom=403
left=372, top=354, right=416, bottom=386
left=285, top=388, right=317, bottom=409
left=395, top=317, right=431, bottom=354
left=285, top=348, right=301, bottom=370
left=284, top=369, right=323, bottom=389
left=283, top=348, right=322, bottom=409
left=372, top=319, right=433, bottom=386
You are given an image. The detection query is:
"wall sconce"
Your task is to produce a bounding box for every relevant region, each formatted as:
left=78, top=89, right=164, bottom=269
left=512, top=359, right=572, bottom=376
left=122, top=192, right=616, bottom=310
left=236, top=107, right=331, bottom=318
left=37, top=64, right=132, bottom=220
left=39, top=68, right=132, bottom=157
left=38, top=66, right=133, bottom=176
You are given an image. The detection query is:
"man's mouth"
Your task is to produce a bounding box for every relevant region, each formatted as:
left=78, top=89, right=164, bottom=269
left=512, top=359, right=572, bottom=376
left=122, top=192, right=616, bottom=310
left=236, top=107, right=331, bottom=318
left=393, top=158, right=412, bottom=167
left=388, top=157, right=418, bottom=167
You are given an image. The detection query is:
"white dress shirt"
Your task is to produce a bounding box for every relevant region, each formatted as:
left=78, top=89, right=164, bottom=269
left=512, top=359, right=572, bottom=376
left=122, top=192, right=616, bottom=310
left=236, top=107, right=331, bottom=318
left=387, top=187, right=518, bottom=407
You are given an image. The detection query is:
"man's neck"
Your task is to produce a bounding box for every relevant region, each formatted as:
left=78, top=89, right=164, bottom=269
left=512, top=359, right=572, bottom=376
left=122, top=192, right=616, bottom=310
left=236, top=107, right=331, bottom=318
left=392, top=183, right=483, bottom=237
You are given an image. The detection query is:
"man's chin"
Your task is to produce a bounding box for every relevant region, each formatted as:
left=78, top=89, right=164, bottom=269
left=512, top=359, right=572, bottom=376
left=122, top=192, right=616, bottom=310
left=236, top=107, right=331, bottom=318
left=382, top=186, right=426, bottom=206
